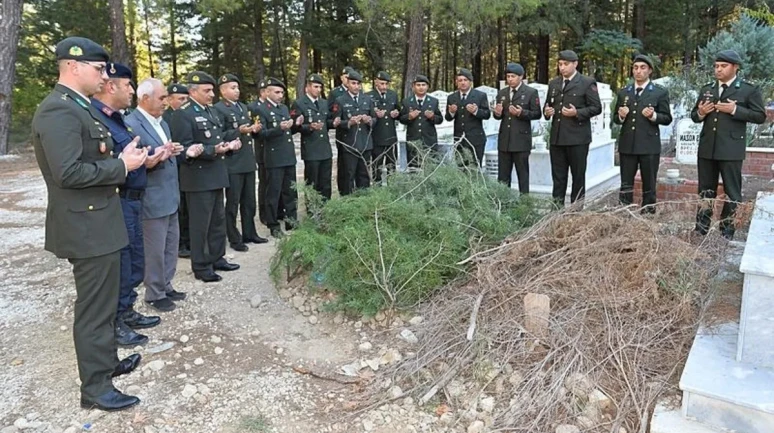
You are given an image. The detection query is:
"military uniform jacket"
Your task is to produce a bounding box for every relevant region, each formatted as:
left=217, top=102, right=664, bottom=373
left=258, top=101, right=297, bottom=169
left=690, top=78, right=766, bottom=161
left=613, top=82, right=673, bottom=155
left=213, top=99, right=256, bottom=173
left=290, top=95, right=333, bottom=161
left=328, top=85, right=348, bottom=142
left=365, top=89, right=400, bottom=148
left=543, top=73, right=602, bottom=146
left=444, top=89, right=492, bottom=144
left=162, top=107, right=174, bottom=127
left=31, top=84, right=128, bottom=259
left=169, top=99, right=230, bottom=192
left=333, top=92, right=377, bottom=153
left=248, top=99, right=268, bottom=165
left=493, top=84, right=542, bottom=152
left=399, top=94, right=443, bottom=147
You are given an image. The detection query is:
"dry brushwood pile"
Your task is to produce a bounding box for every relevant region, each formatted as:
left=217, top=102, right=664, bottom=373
left=380, top=210, right=722, bottom=433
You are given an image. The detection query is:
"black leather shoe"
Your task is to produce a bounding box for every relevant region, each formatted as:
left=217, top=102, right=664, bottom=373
left=285, top=222, right=296, bottom=231
left=112, top=353, right=142, bottom=378
left=121, top=310, right=161, bottom=329
left=271, top=229, right=283, bottom=239
left=244, top=235, right=269, bottom=244
left=214, top=261, right=240, bottom=272
left=230, top=242, right=249, bottom=252
left=167, top=290, right=187, bottom=301
left=145, top=298, right=176, bottom=312
left=178, top=248, right=191, bottom=258
left=115, top=320, right=149, bottom=347
left=194, top=272, right=222, bottom=282
left=81, top=389, right=140, bottom=412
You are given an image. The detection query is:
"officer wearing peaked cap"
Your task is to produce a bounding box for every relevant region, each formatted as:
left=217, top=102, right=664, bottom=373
left=247, top=79, right=275, bottom=227
left=163, top=83, right=191, bottom=258
left=169, top=71, right=240, bottom=283
left=399, top=74, right=443, bottom=168
left=691, top=49, right=765, bottom=239
left=33, top=36, right=148, bottom=411
left=366, top=71, right=400, bottom=183
left=329, top=66, right=355, bottom=194
left=446, top=68, right=491, bottom=167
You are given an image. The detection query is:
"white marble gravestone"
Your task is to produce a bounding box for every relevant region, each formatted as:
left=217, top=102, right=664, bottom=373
left=674, top=118, right=701, bottom=164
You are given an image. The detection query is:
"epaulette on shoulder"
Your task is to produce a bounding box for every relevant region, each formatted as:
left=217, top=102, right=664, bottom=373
left=181, top=102, right=191, bottom=109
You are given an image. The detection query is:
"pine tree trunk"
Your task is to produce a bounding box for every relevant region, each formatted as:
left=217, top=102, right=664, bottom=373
left=169, top=0, right=178, bottom=82
left=0, top=0, right=24, bottom=155
left=142, top=0, right=154, bottom=77
left=537, top=33, right=549, bottom=84
left=253, top=0, right=266, bottom=86
left=404, top=8, right=424, bottom=98
left=296, top=0, right=314, bottom=98
left=109, top=0, right=132, bottom=67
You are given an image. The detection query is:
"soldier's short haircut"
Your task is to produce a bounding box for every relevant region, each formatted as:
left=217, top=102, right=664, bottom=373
left=188, top=84, right=201, bottom=92
left=136, top=78, right=164, bottom=99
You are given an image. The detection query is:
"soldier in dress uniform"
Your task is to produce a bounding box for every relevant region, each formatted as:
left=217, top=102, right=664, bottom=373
left=493, top=62, right=542, bottom=193
left=399, top=74, right=443, bottom=167
left=32, top=36, right=147, bottom=411
left=169, top=71, right=241, bottom=282
left=257, top=78, right=302, bottom=237
left=328, top=66, right=355, bottom=195
left=290, top=73, right=334, bottom=201
left=445, top=68, right=491, bottom=167
left=691, top=49, right=766, bottom=239
left=543, top=50, right=602, bottom=207
left=248, top=81, right=271, bottom=225
left=92, top=62, right=166, bottom=347
left=613, top=54, right=673, bottom=212
left=365, top=71, right=400, bottom=183
left=214, top=73, right=268, bottom=252
left=331, top=70, right=377, bottom=195
left=163, top=84, right=192, bottom=258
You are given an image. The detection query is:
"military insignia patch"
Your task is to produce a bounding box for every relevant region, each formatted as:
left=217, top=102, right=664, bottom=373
left=222, top=76, right=228, bottom=82
left=69, top=46, right=83, bottom=56
left=99, top=142, right=107, bottom=153
left=172, top=86, right=178, bottom=92
left=204, top=130, right=211, bottom=138
left=110, top=64, right=116, bottom=74
left=233, top=122, right=238, bottom=128
left=192, top=75, right=200, bottom=82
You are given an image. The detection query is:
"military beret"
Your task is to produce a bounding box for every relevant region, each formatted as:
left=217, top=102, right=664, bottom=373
left=219, top=73, right=240, bottom=85
left=558, top=50, right=579, bottom=62
left=55, top=36, right=109, bottom=62
left=632, top=54, right=653, bottom=69
left=346, top=70, right=363, bottom=82
left=265, top=77, right=286, bottom=90
left=259, top=80, right=267, bottom=90
left=167, top=83, right=188, bottom=95
left=716, top=49, right=742, bottom=65
left=505, top=62, right=525, bottom=76
left=307, top=73, right=324, bottom=85
left=375, top=71, right=391, bottom=82
left=185, top=71, right=217, bottom=86
left=413, top=74, right=430, bottom=84
left=457, top=68, right=473, bottom=81
left=341, top=66, right=355, bottom=76
left=106, top=62, right=132, bottom=80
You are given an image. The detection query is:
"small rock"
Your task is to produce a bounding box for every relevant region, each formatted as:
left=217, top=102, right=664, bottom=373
left=147, top=360, right=165, bottom=372
left=576, top=416, right=595, bottom=430
left=379, top=349, right=402, bottom=365
left=467, top=420, right=485, bottom=433
left=193, top=358, right=205, bottom=365
left=479, top=396, right=496, bottom=413
left=508, top=371, right=524, bottom=386
left=214, top=347, right=224, bottom=355
left=333, top=313, right=345, bottom=325
left=63, top=428, right=78, bottom=433
left=374, top=311, right=386, bottom=322
left=399, top=329, right=419, bottom=344
left=565, top=373, right=593, bottom=398
left=25, top=413, right=39, bottom=422
left=181, top=384, right=198, bottom=398
left=403, top=396, right=414, bottom=406
left=409, top=316, right=424, bottom=325
left=179, top=335, right=190, bottom=344
left=309, top=315, right=318, bottom=325
left=278, top=289, right=292, bottom=299
left=60, top=325, right=67, bottom=331
left=1, top=426, right=19, bottom=433
left=618, top=428, right=628, bottom=433
left=358, top=342, right=373, bottom=352
left=249, top=294, right=263, bottom=308
left=276, top=348, right=284, bottom=355
left=176, top=373, right=187, bottom=379
left=292, top=296, right=306, bottom=309
left=146, top=342, right=175, bottom=354
left=446, top=380, right=465, bottom=398
left=362, top=419, right=375, bottom=431
left=144, top=426, right=157, bottom=433
left=365, top=359, right=380, bottom=371
left=389, top=385, right=403, bottom=399
left=555, top=425, right=581, bottom=433
left=210, top=336, right=222, bottom=344
left=126, top=385, right=142, bottom=395
left=439, top=412, right=455, bottom=425
left=10, top=359, right=23, bottom=366
left=12, top=419, right=28, bottom=430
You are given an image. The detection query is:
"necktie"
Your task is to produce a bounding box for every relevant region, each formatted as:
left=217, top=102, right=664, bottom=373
left=235, top=102, right=243, bottom=113
left=314, top=99, right=319, bottom=110
left=511, top=89, right=517, bottom=101
left=635, top=87, right=643, bottom=100
left=418, top=99, right=423, bottom=107
left=563, top=79, right=569, bottom=91
left=205, top=105, right=213, bottom=119
left=353, top=95, right=358, bottom=105
left=380, top=93, right=385, bottom=101
left=720, top=83, right=728, bottom=99
left=461, top=93, right=467, bottom=104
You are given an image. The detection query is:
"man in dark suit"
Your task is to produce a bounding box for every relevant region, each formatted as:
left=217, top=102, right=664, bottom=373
left=258, top=78, right=301, bottom=238
left=92, top=62, right=164, bottom=347
left=125, top=78, right=187, bottom=313
left=613, top=55, right=673, bottom=212
left=493, top=62, right=542, bottom=193
left=32, top=36, right=146, bottom=411
left=543, top=50, right=602, bottom=207
left=163, top=84, right=192, bottom=259
left=328, top=66, right=354, bottom=195
left=214, top=73, right=268, bottom=252
left=445, top=68, right=492, bottom=166
left=291, top=73, right=334, bottom=201
left=399, top=75, right=443, bottom=167
left=169, top=71, right=240, bottom=282
left=691, top=49, right=766, bottom=239
left=332, top=70, right=377, bottom=195
left=365, top=71, right=400, bottom=183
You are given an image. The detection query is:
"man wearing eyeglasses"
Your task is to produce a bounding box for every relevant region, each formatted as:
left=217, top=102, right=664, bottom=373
left=32, top=37, right=148, bottom=411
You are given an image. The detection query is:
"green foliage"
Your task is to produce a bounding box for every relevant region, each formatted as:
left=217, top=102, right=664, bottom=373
left=272, top=161, right=544, bottom=316
left=579, top=30, right=643, bottom=83
left=698, top=13, right=774, bottom=85
left=238, top=415, right=271, bottom=432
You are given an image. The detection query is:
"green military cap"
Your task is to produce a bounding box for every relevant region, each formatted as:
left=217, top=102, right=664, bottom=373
left=265, top=77, right=286, bottom=90
left=341, top=66, right=355, bottom=76
left=375, top=71, right=391, bottom=82
left=632, top=54, right=653, bottom=69
left=413, top=74, right=430, bottom=84
left=307, top=73, right=324, bottom=85
left=106, top=62, right=132, bottom=79
left=558, top=50, right=579, bottom=62
left=259, top=80, right=267, bottom=90
left=346, top=70, right=363, bottom=82
left=716, top=49, right=743, bottom=65
left=219, top=73, right=240, bottom=85
left=505, top=62, right=525, bottom=76
left=185, top=71, right=217, bottom=86
left=55, top=36, right=109, bottom=62
left=457, top=68, right=473, bottom=81
left=167, top=83, right=188, bottom=95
